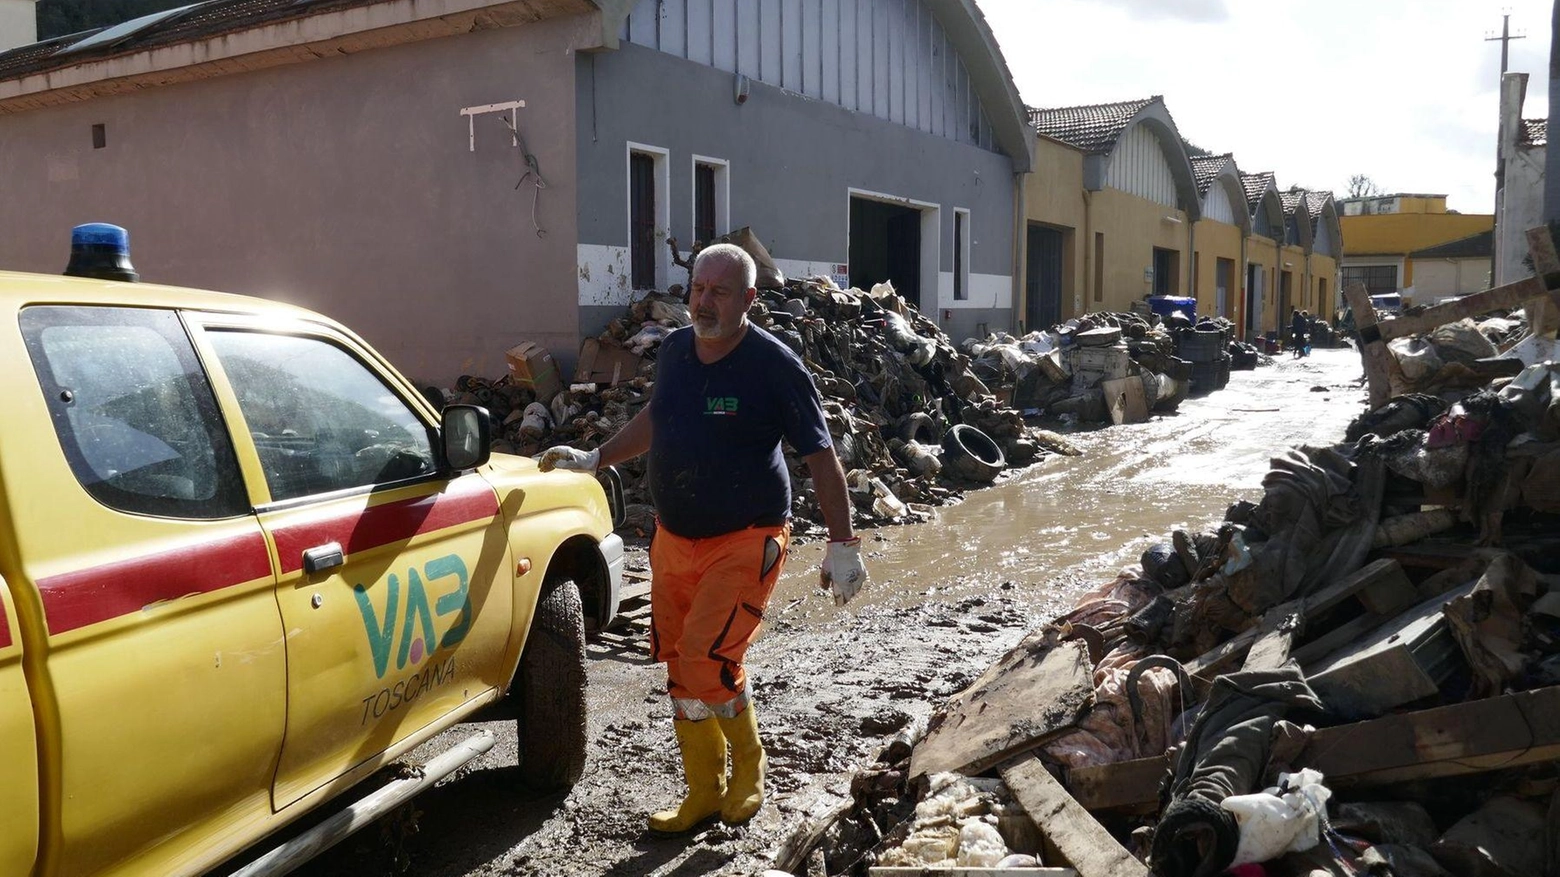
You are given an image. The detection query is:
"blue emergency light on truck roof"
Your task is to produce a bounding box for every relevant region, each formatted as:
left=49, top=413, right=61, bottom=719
left=64, top=222, right=139, bottom=283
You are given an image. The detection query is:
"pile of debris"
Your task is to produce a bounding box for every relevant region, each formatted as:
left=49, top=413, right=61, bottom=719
left=439, top=273, right=1079, bottom=537
left=772, top=289, right=1560, bottom=875
left=963, top=311, right=1256, bottom=427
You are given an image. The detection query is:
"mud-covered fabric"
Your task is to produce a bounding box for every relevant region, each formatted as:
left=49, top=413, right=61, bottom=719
left=648, top=325, right=831, bottom=539
left=1150, top=665, right=1324, bottom=877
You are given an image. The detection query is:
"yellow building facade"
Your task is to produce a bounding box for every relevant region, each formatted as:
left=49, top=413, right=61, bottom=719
left=1339, top=193, right=1493, bottom=303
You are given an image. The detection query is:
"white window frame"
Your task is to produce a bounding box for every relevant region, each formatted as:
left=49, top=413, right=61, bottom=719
left=626, top=141, right=671, bottom=291
left=690, top=154, right=731, bottom=245
left=845, top=187, right=940, bottom=310
left=952, top=207, right=971, bottom=301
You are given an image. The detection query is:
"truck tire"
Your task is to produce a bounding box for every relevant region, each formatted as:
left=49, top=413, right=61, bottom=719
left=517, top=577, right=587, bottom=791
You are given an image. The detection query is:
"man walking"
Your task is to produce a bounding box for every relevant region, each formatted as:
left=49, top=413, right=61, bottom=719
left=540, top=243, right=867, bottom=832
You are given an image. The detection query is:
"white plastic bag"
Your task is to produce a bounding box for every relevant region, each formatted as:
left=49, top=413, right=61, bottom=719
left=1220, top=768, right=1332, bottom=866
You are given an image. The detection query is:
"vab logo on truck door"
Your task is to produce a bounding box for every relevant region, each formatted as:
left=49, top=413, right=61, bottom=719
left=353, top=553, right=472, bottom=679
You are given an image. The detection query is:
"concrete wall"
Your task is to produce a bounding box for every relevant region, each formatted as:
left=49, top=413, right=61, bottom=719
left=0, top=16, right=592, bottom=386
left=1024, top=136, right=1086, bottom=319
left=1412, top=257, right=1487, bottom=302
left=1090, top=187, right=1190, bottom=313
left=1499, top=142, right=1545, bottom=286
left=1192, top=219, right=1241, bottom=319
left=576, top=42, right=1016, bottom=343
left=0, top=0, right=34, bottom=53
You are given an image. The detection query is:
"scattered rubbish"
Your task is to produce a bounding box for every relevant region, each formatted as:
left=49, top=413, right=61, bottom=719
left=772, top=234, right=1560, bottom=874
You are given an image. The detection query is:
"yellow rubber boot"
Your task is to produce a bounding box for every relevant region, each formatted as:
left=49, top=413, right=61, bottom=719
left=716, top=704, right=766, bottom=825
left=647, top=718, right=727, bottom=834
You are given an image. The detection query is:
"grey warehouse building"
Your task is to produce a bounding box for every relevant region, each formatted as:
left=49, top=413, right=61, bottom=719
left=0, top=0, right=1034, bottom=383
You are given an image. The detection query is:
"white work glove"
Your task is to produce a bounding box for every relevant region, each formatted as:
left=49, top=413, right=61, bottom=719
left=537, top=446, right=600, bottom=474
left=821, top=537, right=868, bottom=607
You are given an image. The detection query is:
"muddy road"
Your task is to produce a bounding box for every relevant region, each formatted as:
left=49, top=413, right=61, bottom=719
left=293, top=349, right=1367, bottom=877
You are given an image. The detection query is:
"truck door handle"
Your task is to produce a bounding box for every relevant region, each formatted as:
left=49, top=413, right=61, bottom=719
left=302, top=543, right=344, bottom=574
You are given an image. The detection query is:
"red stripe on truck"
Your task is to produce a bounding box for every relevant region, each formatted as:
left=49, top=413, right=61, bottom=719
left=0, top=601, right=10, bottom=648
left=38, top=531, right=274, bottom=635
left=271, top=479, right=499, bottom=575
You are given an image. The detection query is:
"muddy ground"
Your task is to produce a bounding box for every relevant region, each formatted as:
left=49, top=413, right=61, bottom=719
left=293, top=348, right=1367, bottom=877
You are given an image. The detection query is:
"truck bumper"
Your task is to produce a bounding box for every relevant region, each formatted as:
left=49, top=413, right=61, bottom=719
left=600, top=532, right=625, bottom=625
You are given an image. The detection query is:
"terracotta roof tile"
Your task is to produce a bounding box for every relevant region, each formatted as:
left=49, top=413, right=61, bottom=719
left=1190, top=153, right=1231, bottom=196
left=1240, top=171, right=1275, bottom=209
left=1027, top=97, right=1156, bottom=154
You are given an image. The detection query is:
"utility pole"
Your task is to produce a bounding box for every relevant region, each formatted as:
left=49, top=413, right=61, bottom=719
left=1488, top=12, right=1526, bottom=284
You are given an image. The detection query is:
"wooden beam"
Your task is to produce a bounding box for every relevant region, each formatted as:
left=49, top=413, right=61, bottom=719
left=1184, top=560, right=1412, bottom=681
left=1067, top=684, right=1560, bottom=811
left=1241, top=609, right=1298, bottom=671
left=1001, top=755, right=1150, bottom=877
left=1346, top=281, right=1397, bottom=408
left=1374, top=275, right=1560, bottom=341
left=1526, top=225, right=1560, bottom=336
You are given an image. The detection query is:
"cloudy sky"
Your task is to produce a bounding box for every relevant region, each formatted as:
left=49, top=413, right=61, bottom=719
left=977, top=0, right=1552, bottom=214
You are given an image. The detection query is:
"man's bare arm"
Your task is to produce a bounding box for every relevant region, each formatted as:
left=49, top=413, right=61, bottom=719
left=804, top=446, right=854, bottom=542
left=598, top=403, right=654, bottom=469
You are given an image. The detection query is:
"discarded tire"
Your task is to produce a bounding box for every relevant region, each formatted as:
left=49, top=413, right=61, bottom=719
left=897, top=411, right=940, bottom=444
left=941, top=424, right=1006, bottom=482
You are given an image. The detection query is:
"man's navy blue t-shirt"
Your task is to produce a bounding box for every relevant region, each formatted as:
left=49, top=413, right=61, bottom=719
left=648, top=324, right=832, bottom=539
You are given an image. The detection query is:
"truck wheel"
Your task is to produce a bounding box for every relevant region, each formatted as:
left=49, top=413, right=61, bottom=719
left=516, top=577, right=587, bottom=791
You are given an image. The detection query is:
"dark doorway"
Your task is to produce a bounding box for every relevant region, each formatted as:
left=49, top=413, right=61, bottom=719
left=1245, top=262, right=1260, bottom=339
left=1026, top=224, right=1064, bottom=330
left=1152, top=247, right=1180, bottom=296
left=850, top=197, right=922, bottom=307
left=1215, top=257, right=1234, bottom=318
left=630, top=152, right=656, bottom=290
left=1280, top=270, right=1294, bottom=324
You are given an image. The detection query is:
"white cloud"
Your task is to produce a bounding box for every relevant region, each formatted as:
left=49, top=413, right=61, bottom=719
left=978, top=0, right=1551, bottom=214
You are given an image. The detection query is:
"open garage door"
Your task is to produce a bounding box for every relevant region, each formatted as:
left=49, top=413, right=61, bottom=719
left=850, top=197, right=923, bottom=308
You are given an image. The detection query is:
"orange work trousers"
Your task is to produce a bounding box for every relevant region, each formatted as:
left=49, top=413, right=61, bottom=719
left=649, top=522, right=790, bottom=706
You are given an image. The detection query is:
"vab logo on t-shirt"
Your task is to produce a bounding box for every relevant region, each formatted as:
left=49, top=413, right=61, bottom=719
left=704, top=396, right=739, bottom=416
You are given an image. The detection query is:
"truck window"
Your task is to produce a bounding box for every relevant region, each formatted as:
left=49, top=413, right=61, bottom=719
left=205, top=331, right=437, bottom=502
left=20, top=306, right=248, bottom=519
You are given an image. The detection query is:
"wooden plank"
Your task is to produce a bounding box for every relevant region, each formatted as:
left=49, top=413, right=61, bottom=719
left=1241, top=608, right=1298, bottom=671
left=1185, top=559, right=1411, bottom=681
left=1068, top=684, right=1560, bottom=811
left=1346, top=281, right=1396, bottom=409
left=1375, top=275, right=1560, bottom=341
left=1526, top=225, right=1560, bottom=336
left=1000, top=755, right=1150, bottom=877
left=910, top=637, right=1094, bottom=779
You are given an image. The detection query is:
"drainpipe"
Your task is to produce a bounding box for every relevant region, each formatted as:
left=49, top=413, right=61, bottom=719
left=1238, top=229, right=1248, bottom=338
left=1012, top=171, right=1027, bottom=332
left=1186, top=214, right=1196, bottom=302
left=1081, top=189, right=1094, bottom=319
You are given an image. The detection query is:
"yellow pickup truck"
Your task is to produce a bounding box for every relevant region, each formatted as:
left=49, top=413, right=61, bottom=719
left=0, top=237, right=623, bottom=876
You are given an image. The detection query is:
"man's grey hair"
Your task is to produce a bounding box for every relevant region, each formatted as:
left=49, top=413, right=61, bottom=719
left=694, top=243, right=758, bottom=291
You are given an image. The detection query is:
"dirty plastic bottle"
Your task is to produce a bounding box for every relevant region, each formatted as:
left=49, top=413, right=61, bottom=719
left=868, top=477, right=909, bottom=518
left=64, top=222, right=138, bottom=282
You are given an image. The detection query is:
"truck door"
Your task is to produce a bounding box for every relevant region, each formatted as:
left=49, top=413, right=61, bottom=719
left=193, top=320, right=514, bottom=808
left=0, top=579, right=38, bottom=877
left=14, top=305, right=285, bottom=876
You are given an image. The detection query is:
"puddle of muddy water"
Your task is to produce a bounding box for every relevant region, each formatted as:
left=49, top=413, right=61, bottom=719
left=772, top=349, right=1368, bottom=622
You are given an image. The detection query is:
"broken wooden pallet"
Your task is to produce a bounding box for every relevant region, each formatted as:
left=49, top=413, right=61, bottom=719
left=1065, top=683, right=1560, bottom=811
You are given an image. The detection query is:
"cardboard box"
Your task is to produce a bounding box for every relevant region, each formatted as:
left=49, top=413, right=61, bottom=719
left=573, top=338, right=642, bottom=387
left=505, top=341, right=562, bottom=402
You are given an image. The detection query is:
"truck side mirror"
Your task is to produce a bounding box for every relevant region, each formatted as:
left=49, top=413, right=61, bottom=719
left=442, top=404, right=491, bottom=471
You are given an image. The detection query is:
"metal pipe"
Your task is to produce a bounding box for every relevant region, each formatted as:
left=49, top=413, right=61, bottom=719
left=231, top=731, right=497, bottom=877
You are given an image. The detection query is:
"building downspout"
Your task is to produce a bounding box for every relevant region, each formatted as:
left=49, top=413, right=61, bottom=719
left=1186, top=215, right=1196, bottom=300
left=1012, top=171, right=1027, bottom=332
left=1081, top=189, right=1094, bottom=319
left=1238, top=231, right=1248, bottom=338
